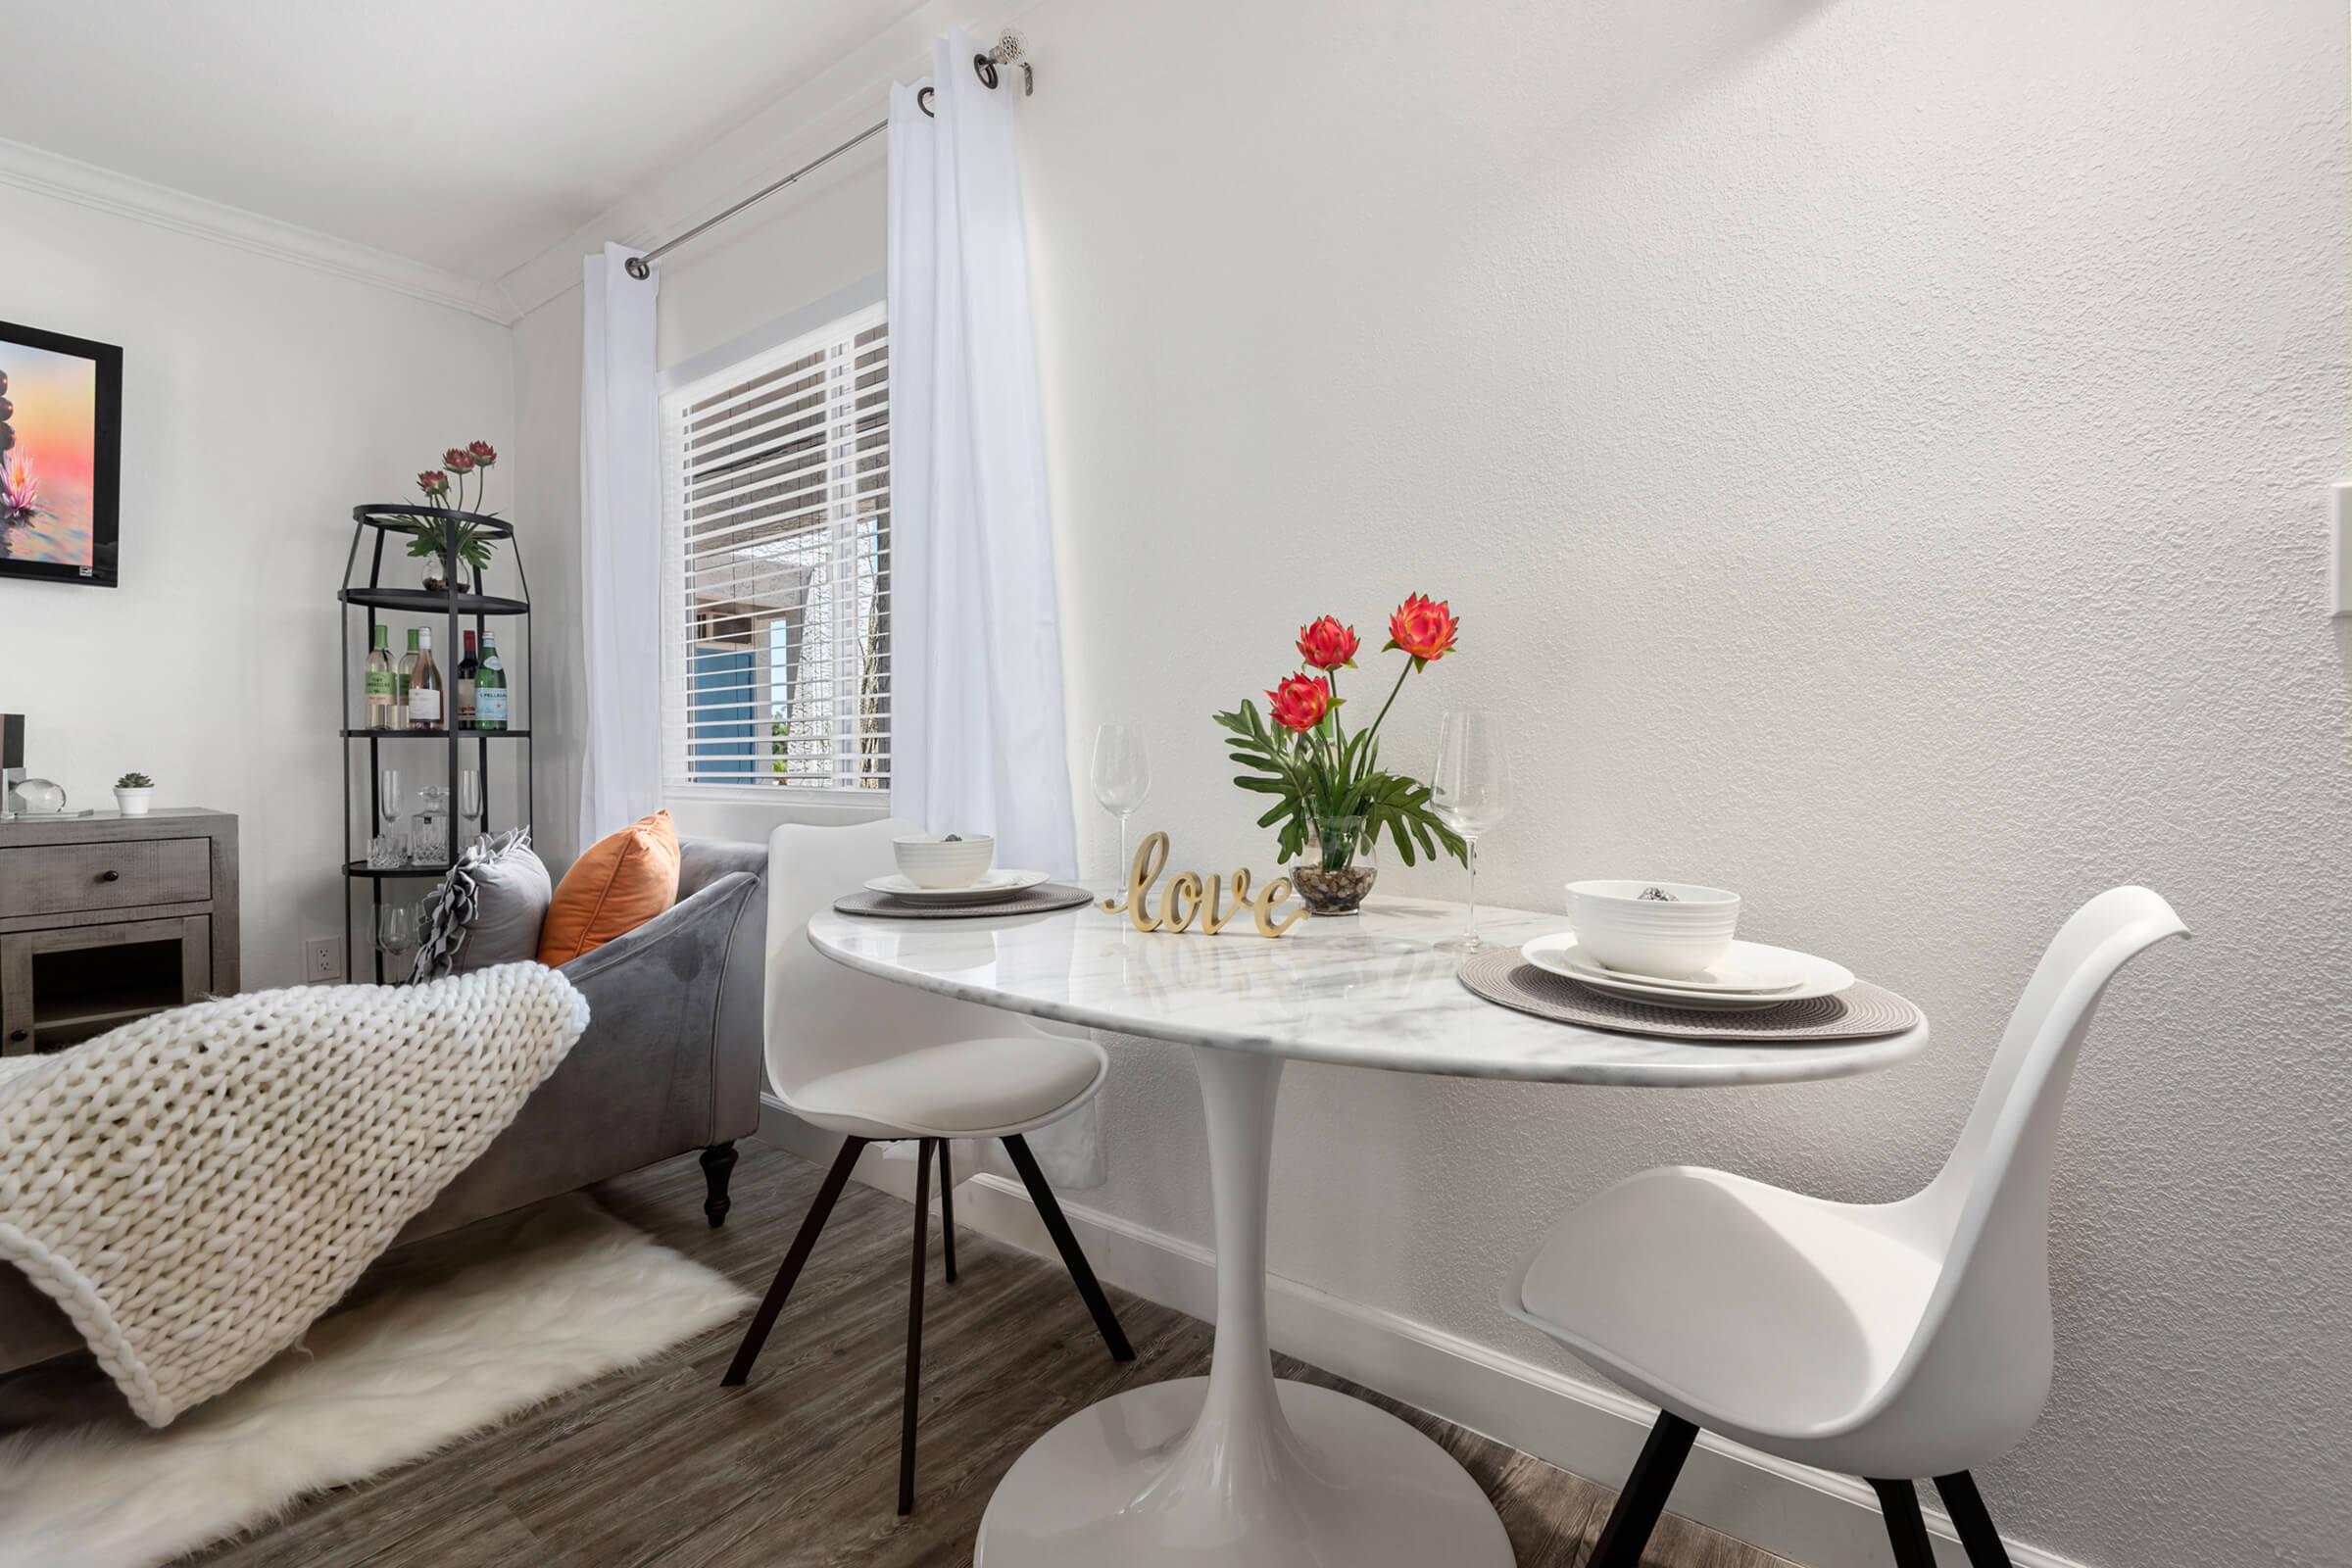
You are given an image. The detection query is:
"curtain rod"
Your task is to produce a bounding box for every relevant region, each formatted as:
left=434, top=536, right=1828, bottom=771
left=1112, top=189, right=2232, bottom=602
left=625, top=34, right=1034, bottom=281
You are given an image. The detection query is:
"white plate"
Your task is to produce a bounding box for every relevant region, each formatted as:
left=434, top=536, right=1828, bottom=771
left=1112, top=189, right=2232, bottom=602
left=864, top=868, right=1051, bottom=905
left=1521, top=934, right=1855, bottom=1012
left=1548, top=946, right=1799, bottom=995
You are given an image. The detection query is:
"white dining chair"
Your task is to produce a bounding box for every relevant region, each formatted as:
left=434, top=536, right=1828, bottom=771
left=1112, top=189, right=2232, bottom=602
left=1503, top=886, right=2188, bottom=1567
left=721, top=818, right=1133, bottom=1515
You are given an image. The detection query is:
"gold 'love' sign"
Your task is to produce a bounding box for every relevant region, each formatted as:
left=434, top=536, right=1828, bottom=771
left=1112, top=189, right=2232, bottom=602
left=1101, top=831, right=1307, bottom=938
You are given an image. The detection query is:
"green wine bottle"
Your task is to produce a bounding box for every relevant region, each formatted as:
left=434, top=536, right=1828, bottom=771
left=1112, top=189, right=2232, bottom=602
left=474, top=632, right=508, bottom=732
left=364, top=625, right=396, bottom=730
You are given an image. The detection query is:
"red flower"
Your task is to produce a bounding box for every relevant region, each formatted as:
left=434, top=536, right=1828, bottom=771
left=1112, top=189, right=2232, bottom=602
left=443, top=447, right=476, bottom=472
left=1295, top=614, right=1359, bottom=671
left=416, top=469, right=449, bottom=498
left=1384, top=593, right=1460, bottom=665
left=466, top=440, right=498, bottom=466
left=1266, top=671, right=1335, bottom=733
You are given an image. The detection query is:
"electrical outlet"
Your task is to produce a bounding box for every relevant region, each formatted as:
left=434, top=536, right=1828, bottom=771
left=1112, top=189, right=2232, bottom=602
left=305, top=936, right=344, bottom=985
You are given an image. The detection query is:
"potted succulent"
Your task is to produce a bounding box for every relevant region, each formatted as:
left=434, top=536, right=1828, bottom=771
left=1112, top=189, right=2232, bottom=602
left=405, top=441, right=501, bottom=591
left=1213, top=594, right=1469, bottom=915
left=114, top=771, right=156, bottom=816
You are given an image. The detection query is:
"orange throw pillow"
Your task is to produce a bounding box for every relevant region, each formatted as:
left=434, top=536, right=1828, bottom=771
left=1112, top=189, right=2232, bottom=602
left=537, top=809, right=682, bottom=966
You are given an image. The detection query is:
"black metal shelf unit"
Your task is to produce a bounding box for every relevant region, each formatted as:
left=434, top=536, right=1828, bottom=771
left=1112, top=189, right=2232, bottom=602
left=338, top=505, right=534, bottom=983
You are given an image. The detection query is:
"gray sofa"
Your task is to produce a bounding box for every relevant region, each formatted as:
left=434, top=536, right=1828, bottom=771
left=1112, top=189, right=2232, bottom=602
left=0, top=836, right=768, bottom=1377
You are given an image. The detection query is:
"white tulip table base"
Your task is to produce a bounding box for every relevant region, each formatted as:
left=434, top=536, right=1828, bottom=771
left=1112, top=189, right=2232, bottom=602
left=973, top=1047, right=1513, bottom=1568
left=974, top=1375, right=1513, bottom=1567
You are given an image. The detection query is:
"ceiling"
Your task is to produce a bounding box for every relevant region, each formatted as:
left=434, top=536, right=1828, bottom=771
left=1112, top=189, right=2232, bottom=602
left=0, top=0, right=932, bottom=281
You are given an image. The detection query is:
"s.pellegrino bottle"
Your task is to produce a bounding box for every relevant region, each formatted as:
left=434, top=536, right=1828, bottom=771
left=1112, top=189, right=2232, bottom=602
left=457, top=630, right=479, bottom=729
left=474, top=632, right=507, bottom=731
left=364, top=625, right=396, bottom=729
left=409, top=629, right=444, bottom=731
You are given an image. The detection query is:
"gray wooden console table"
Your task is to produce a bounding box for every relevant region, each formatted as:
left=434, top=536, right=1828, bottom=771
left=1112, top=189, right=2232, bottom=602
left=0, top=808, right=239, bottom=1055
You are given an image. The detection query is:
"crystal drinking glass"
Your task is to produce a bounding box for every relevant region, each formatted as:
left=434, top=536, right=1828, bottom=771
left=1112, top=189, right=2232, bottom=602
left=376, top=768, right=405, bottom=863
left=1091, top=723, right=1152, bottom=880
left=374, top=902, right=414, bottom=983
left=1432, top=710, right=1510, bottom=954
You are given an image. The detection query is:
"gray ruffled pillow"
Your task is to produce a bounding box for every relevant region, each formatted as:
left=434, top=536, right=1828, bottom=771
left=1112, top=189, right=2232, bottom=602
left=411, top=829, right=554, bottom=983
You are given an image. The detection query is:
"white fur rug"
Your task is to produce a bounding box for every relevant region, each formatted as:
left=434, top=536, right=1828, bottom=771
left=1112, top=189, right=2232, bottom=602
left=0, top=1195, right=752, bottom=1568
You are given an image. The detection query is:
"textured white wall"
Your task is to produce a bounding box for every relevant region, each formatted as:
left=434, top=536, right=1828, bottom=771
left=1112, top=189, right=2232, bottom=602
left=506, top=2, right=2351, bottom=1560
left=1, top=184, right=514, bottom=988
left=1017, top=2, right=2350, bottom=1565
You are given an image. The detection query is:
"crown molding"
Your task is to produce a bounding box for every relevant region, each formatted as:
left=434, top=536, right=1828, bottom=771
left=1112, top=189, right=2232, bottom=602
left=0, top=137, right=518, bottom=326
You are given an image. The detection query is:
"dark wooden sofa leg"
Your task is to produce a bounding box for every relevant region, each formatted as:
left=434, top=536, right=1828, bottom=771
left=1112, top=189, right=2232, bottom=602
left=701, top=1142, right=739, bottom=1228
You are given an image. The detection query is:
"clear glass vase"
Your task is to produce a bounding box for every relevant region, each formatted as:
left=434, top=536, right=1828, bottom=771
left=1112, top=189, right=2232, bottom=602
left=1293, top=813, right=1379, bottom=915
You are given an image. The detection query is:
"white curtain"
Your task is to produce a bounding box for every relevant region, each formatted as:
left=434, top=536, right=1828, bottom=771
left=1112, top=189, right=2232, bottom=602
left=577, top=242, right=663, bottom=850
left=887, top=31, right=1078, bottom=879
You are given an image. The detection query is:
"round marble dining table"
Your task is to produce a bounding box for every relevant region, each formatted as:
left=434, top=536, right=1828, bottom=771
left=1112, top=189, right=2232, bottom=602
left=808, top=892, right=1930, bottom=1568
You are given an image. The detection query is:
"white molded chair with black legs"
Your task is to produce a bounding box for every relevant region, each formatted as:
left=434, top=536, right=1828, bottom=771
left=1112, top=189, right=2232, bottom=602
left=722, top=819, right=1133, bottom=1515
left=1504, top=886, right=2188, bottom=1567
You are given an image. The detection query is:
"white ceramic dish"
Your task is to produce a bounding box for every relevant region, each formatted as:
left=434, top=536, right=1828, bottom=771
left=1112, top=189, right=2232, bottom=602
left=1564, top=879, right=1741, bottom=979
left=1549, top=944, right=1799, bottom=995
left=1522, top=933, right=1854, bottom=1012
left=866, top=868, right=1048, bottom=905
left=893, top=833, right=996, bottom=889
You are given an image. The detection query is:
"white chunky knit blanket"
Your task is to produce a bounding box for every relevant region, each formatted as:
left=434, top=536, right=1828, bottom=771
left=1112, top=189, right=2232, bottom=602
left=0, top=963, right=589, bottom=1427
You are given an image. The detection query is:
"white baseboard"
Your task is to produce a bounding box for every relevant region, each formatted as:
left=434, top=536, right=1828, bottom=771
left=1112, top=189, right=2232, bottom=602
left=755, top=1102, right=2084, bottom=1568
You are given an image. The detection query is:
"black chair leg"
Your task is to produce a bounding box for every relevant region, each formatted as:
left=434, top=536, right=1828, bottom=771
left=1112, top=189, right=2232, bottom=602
left=700, top=1142, right=738, bottom=1228
left=899, top=1138, right=934, bottom=1516
left=1002, top=1134, right=1133, bottom=1361
left=1589, top=1410, right=1698, bottom=1568
left=722, top=1136, right=865, bottom=1387
left=1870, top=1478, right=1938, bottom=1568
left=1934, top=1472, right=2013, bottom=1567
left=936, top=1140, right=957, bottom=1284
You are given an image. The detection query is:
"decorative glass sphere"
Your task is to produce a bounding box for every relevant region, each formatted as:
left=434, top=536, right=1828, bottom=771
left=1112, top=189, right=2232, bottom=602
left=12, top=778, right=66, bottom=813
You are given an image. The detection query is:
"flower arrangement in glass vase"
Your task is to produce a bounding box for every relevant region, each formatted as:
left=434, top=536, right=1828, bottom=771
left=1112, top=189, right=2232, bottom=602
left=1213, top=594, right=1470, bottom=915
left=403, top=440, right=501, bottom=591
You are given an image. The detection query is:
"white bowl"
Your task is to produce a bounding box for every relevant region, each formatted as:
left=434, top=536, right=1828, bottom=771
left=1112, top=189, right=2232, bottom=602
left=893, top=833, right=996, bottom=889
left=1565, top=879, right=1741, bottom=980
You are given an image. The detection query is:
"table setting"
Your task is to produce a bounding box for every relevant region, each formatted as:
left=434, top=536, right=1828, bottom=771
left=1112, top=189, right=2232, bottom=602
left=831, top=832, right=1095, bottom=919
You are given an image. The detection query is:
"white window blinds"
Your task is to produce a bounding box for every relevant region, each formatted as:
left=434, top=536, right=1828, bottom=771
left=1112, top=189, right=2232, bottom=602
left=661, top=302, right=890, bottom=793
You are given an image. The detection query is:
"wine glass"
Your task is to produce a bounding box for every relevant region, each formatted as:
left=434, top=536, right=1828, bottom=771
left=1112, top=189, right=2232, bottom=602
left=459, top=769, right=484, bottom=850
left=1431, top=710, right=1510, bottom=953
left=376, top=768, right=405, bottom=862
left=374, top=902, right=414, bottom=984
left=1091, top=723, right=1152, bottom=881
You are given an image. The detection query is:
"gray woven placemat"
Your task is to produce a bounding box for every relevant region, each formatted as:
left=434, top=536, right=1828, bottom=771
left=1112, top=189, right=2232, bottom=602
left=1457, top=947, right=1921, bottom=1042
left=833, top=883, right=1097, bottom=920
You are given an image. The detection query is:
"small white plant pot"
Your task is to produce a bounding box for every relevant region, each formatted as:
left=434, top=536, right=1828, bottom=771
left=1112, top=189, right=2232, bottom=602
left=114, top=787, right=155, bottom=816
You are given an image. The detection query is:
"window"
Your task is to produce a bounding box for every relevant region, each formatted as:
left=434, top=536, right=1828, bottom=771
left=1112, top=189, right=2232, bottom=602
left=661, top=302, right=890, bottom=794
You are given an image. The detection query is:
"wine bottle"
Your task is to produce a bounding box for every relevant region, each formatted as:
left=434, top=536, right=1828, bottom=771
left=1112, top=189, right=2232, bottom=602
left=409, top=629, right=444, bottom=731
left=456, top=630, right=479, bottom=729
left=394, top=628, right=418, bottom=730
left=364, top=625, right=396, bottom=730
left=474, top=632, right=507, bottom=732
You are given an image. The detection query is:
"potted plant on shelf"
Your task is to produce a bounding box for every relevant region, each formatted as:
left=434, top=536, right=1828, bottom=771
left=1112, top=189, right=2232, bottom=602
left=114, top=771, right=155, bottom=816
left=1213, top=594, right=1469, bottom=915
left=403, top=441, right=501, bottom=591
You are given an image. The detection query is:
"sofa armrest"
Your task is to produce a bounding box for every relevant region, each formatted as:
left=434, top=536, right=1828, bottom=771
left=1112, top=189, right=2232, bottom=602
left=401, top=870, right=763, bottom=1239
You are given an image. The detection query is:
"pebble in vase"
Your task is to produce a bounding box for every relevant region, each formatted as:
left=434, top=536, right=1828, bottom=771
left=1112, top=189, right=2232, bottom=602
left=114, top=770, right=155, bottom=816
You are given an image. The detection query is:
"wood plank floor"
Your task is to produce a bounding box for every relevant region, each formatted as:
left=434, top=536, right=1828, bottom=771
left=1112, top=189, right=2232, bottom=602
left=133, top=1138, right=1797, bottom=1567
